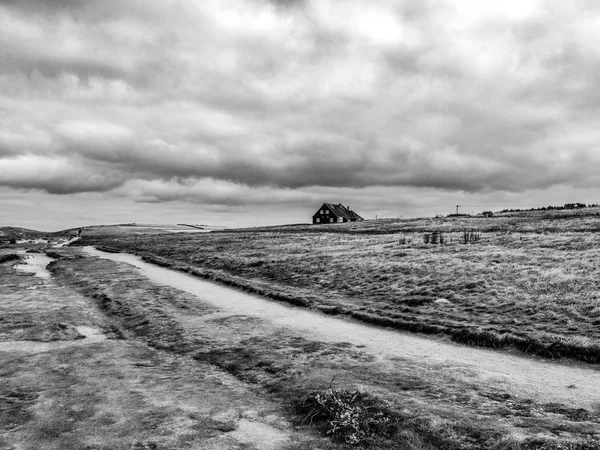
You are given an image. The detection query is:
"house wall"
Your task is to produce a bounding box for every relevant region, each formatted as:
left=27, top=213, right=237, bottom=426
left=312, top=205, right=338, bottom=224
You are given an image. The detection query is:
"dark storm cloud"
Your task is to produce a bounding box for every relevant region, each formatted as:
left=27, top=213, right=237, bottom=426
left=1, top=0, right=600, bottom=209
left=3, top=53, right=128, bottom=81
left=266, top=0, right=307, bottom=10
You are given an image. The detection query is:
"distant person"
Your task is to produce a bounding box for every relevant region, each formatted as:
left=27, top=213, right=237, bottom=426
left=77, top=228, right=82, bottom=237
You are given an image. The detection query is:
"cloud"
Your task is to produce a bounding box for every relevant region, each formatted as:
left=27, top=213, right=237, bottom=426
left=119, top=178, right=318, bottom=207
left=1, top=0, right=600, bottom=220
left=0, top=155, right=125, bottom=194
left=54, top=120, right=137, bottom=162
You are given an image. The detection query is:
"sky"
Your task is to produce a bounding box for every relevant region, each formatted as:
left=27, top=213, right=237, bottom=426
left=2, top=0, right=600, bottom=230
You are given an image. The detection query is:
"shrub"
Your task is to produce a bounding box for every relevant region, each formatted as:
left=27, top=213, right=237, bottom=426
left=462, top=229, right=480, bottom=243
left=423, top=232, right=443, bottom=244
left=296, top=386, right=397, bottom=447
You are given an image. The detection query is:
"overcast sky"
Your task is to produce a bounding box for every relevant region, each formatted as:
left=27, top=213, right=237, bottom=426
left=2, top=0, right=600, bottom=230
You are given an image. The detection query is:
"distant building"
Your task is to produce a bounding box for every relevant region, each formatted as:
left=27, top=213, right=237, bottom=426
left=312, top=203, right=364, bottom=224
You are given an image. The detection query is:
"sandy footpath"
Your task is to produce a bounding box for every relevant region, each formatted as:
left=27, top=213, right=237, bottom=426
left=85, top=246, right=600, bottom=410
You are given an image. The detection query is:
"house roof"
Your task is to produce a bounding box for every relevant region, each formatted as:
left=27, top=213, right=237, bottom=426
left=317, top=203, right=364, bottom=221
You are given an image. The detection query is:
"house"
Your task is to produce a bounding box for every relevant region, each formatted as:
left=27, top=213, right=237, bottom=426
left=312, top=203, right=364, bottom=224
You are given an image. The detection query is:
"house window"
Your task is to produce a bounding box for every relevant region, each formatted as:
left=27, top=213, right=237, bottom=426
left=338, top=217, right=343, bottom=222
left=330, top=218, right=334, bottom=223
left=320, top=210, right=324, bottom=214
left=316, top=218, right=320, bottom=223
left=325, top=210, right=329, bottom=214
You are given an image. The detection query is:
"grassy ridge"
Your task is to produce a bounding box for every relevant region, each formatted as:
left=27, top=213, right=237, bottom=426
left=225, top=209, right=600, bottom=234
left=74, top=211, right=600, bottom=363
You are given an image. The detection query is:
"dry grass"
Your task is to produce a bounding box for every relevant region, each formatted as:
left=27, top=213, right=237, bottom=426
left=75, top=210, right=600, bottom=363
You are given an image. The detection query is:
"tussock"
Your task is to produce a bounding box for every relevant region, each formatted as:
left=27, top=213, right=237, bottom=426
left=0, top=253, right=22, bottom=264
left=295, top=387, right=398, bottom=448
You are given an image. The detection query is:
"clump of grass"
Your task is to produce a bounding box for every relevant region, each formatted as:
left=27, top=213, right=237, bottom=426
left=95, top=246, right=122, bottom=253
left=462, top=229, right=480, bottom=243
left=296, top=385, right=398, bottom=448
left=423, top=231, right=444, bottom=244
left=0, top=253, right=22, bottom=264
left=399, top=236, right=408, bottom=245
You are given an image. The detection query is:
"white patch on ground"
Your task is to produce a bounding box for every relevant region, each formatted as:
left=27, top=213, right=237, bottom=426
left=75, top=325, right=108, bottom=343
left=14, top=253, right=54, bottom=279
left=0, top=326, right=107, bottom=353
left=434, top=298, right=452, bottom=305
left=227, top=418, right=290, bottom=450
left=52, top=236, right=80, bottom=248
left=16, top=239, right=48, bottom=244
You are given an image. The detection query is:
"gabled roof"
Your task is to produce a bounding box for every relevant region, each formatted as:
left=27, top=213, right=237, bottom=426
left=318, top=203, right=363, bottom=221
left=345, top=209, right=364, bottom=221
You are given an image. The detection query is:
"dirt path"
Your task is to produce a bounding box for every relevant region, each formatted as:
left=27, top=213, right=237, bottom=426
left=84, top=246, right=600, bottom=409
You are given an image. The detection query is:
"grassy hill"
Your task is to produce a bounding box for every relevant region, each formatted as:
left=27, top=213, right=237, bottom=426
left=75, top=206, right=600, bottom=363
left=227, top=206, right=600, bottom=235
left=0, top=227, right=47, bottom=241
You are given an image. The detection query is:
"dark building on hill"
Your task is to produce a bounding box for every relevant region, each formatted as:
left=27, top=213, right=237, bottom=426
left=312, top=203, right=364, bottom=224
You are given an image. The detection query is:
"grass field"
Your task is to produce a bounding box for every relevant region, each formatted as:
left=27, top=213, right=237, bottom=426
left=75, top=208, right=600, bottom=363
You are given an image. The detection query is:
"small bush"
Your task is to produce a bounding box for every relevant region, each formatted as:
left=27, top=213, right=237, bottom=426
left=423, top=231, right=443, bottom=244
left=296, top=386, right=398, bottom=447
left=431, top=230, right=444, bottom=244
left=462, top=229, right=480, bottom=243
left=399, top=236, right=407, bottom=245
